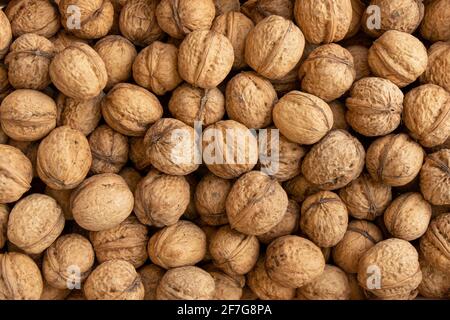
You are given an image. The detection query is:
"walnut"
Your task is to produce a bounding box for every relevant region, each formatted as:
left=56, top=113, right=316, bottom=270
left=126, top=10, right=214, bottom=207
left=0, top=144, right=32, bottom=204
left=346, top=45, right=371, bottom=81
left=8, top=139, right=39, bottom=178
left=101, top=83, right=163, bottom=136
left=199, top=224, right=217, bottom=262
left=241, top=285, right=258, bottom=300
left=178, top=30, right=234, bottom=88
left=347, top=274, right=366, bottom=300
left=328, top=101, right=349, bottom=131
left=71, top=173, right=134, bottom=231
left=294, top=0, right=353, bottom=44
left=0, top=89, right=57, bottom=141
left=302, top=130, right=365, bottom=190
left=283, top=174, right=320, bottom=203
left=299, top=44, right=356, bottom=102
left=265, top=235, right=326, bottom=288
left=132, top=41, right=182, bottom=95
left=420, top=149, right=450, bottom=206
left=357, top=238, right=422, bottom=299
left=0, top=204, right=9, bottom=249
left=7, top=194, right=65, bottom=254
left=368, top=30, right=428, bottom=88
left=214, top=0, right=240, bottom=16
left=269, top=66, right=300, bottom=97
left=37, top=126, right=92, bottom=190
left=332, top=220, right=383, bottom=273
left=49, top=43, right=108, bottom=100
left=366, top=133, right=424, bottom=187
left=418, top=257, right=450, bottom=299
left=245, top=15, right=305, bottom=80
left=42, top=234, right=95, bottom=289
left=420, top=0, right=450, bottom=42
left=242, top=0, right=293, bottom=24
left=420, top=213, right=450, bottom=274
left=118, top=167, right=141, bottom=194
left=205, top=265, right=244, bottom=300
left=129, top=137, right=151, bottom=170
left=345, top=0, right=365, bottom=39
left=0, top=252, right=43, bottom=300
left=0, top=10, right=12, bottom=59
left=40, top=280, right=70, bottom=300
left=84, top=260, right=145, bottom=300
left=0, top=63, right=11, bottom=102
left=134, top=169, right=190, bottom=227
left=420, top=41, right=450, bottom=93
left=273, top=91, right=333, bottom=144
left=138, top=264, right=165, bottom=300
left=209, top=225, right=259, bottom=275
left=45, top=187, right=73, bottom=220
left=50, top=30, right=88, bottom=53
left=90, top=216, right=148, bottom=268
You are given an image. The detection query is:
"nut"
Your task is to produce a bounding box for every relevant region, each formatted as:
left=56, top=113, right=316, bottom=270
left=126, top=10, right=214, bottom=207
left=138, top=264, right=165, bottom=300
left=420, top=213, right=450, bottom=274
left=346, top=45, right=371, bottom=81
left=329, top=100, right=349, bottom=131
left=40, top=280, right=70, bottom=300
left=50, top=30, right=88, bottom=53
left=118, top=167, right=141, bottom=194
left=129, top=137, right=151, bottom=170
left=205, top=265, right=245, bottom=300
left=214, top=0, right=240, bottom=16
left=45, top=187, right=73, bottom=220
left=0, top=204, right=9, bottom=249
left=418, top=257, right=450, bottom=299
left=420, top=0, right=450, bottom=42
left=345, top=0, right=365, bottom=39
left=242, top=0, right=293, bottom=24
left=420, top=41, right=450, bottom=93
left=420, top=149, right=450, bottom=206
left=0, top=10, right=12, bottom=59
left=283, top=174, right=320, bottom=203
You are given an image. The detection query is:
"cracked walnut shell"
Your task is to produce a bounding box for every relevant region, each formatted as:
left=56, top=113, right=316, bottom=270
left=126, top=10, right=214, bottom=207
left=420, top=149, right=450, bottom=206
left=420, top=213, right=450, bottom=274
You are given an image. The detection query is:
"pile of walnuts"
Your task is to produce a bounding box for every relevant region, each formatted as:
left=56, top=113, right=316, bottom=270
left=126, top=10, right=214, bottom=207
left=0, top=0, right=449, bottom=301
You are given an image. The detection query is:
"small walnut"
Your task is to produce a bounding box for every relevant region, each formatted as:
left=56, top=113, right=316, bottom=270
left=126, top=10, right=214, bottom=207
left=45, top=187, right=73, bottom=220
left=299, top=44, right=356, bottom=102
left=0, top=144, right=32, bottom=203
left=0, top=252, right=43, bottom=300
left=119, top=167, right=141, bottom=194
left=42, top=234, right=95, bottom=289
left=205, top=265, right=244, bottom=300
left=90, top=216, right=148, bottom=268
left=302, top=130, right=365, bottom=190
left=420, top=213, right=450, bottom=274
left=420, top=0, right=450, bottom=42
left=138, top=264, right=165, bottom=300
left=156, top=0, right=215, bottom=39
left=94, top=35, right=137, bottom=89
left=71, top=173, right=134, bottom=231
left=245, top=15, right=305, bottom=80
left=0, top=10, right=12, bottom=59
left=265, top=235, right=325, bottom=288
left=345, top=0, right=365, bottom=39
left=214, top=0, right=240, bottom=16
left=300, top=191, right=348, bottom=248
left=40, top=280, right=70, bottom=300
left=283, top=175, right=320, bottom=203
left=49, top=43, right=108, bottom=100
left=273, top=91, right=333, bottom=144
left=420, top=41, right=450, bottom=93
left=346, top=45, right=371, bottom=81
left=332, top=220, right=383, bottom=273
left=418, top=258, right=450, bottom=299
left=209, top=225, right=259, bottom=276
left=129, top=137, right=151, bottom=170
left=328, top=101, right=349, bottom=131
left=366, top=133, right=424, bottom=187
left=134, top=169, right=190, bottom=227
left=8, top=140, right=40, bottom=178
left=178, top=30, right=234, bottom=88
left=84, top=260, right=145, bottom=300
left=37, top=126, right=92, bottom=190
left=0, top=204, right=9, bottom=249
left=0, top=89, right=57, bottom=141
left=357, top=238, right=422, bottom=299
left=269, top=66, right=300, bottom=97
left=156, top=266, right=215, bottom=300
left=226, top=171, right=288, bottom=235
left=368, top=30, right=428, bottom=88
left=242, top=0, right=293, bottom=24
left=247, top=257, right=295, bottom=300
left=132, top=41, right=182, bottom=95
left=420, top=149, right=450, bottom=206
left=50, top=30, right=88, bottom=53
left=294, top=0, right=352, bottom=44
left=148, top=220, right=206, bottom=269
left=59, top=0, right=114, bottom=39
left=297, top=265, right=351, bottom=300
left=5, top=0, right=60, bottom=38
left=7, top=194, right=65, bottom=254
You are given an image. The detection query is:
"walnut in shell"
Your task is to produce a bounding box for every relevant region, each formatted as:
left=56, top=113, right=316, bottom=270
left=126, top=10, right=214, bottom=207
left=418, top=258, right=450, bottom=299
left=345, top=0, right=365, bottom=39
left=138, top=264, right=165, bottom=300
left=0, top=204, right=9, bottom=249
left=0, top=63, right=10, bottom=102
left=328, top=101, right=349, bottom=131
left=45, top=187, right=73, bottom=220
left=214, top=0, right=240, bottom=16
left=283, top=175, right=320, bottom=203
left=8, top=139, right=42, bottom=178
left=420, top=213, right=450, bottom=274
left=420, top=149, right=450, bottom=206
left=420, top=0, right=450, bottom=42
left=242, top=0, right=293, bottom=24
left=420, top=41, right=450, bottom=93
left=205, top=265, right=244, bottom=300
left=346, top=45, right=371, bottom=81
left=118, top=167, right=141, bottom=194
left=40, top=281, right=70, bottom=300
left=129, top=137, right=151, bottom=170
left=50, top=30, right=88, bottom=53
left=0, top=10, right=12, bottom=59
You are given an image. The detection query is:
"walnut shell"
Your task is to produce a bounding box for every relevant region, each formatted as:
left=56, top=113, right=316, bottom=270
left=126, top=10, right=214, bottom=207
left=366, top=133, right=424, bottom=187
left=0, top=89, right=57, bottom=141
left=59, top=0, right=114, bottom=39
left=40, top=280, right=70, bottom=300
left=265, top=235, right=326, bottom=288
left=296, top=265, right=351, bottom=300
left=0, top=204, right=9, bottom=249
left=420, top=41, right=450, bottom=93
left=346, top=45, right=371, bottom=81
left=242, top=0, right=293, bottom=24
left=129, top=137, right=151, bottom=170
left=205, top=265, right=244, bottom=300
left=134, top=169, right=190, bottom=227
left=420, top=149, right=450, bottom=206
left=5, top=0, right=60, bottom=38
left=45, top=187, right=73, bottom=220
left=226, top=171, right=288, bottom=235
left=138, top=264, right=165, bottom=300
left=420, top=213, right=450, bottom=274
left=202, top=120, right=258, bottom=179
left=345, top=0, right=365, bottom=39
left=156, top=0, right=215, bottom=39
left=94, top=35, right=137, bottom=89
left=37, top=126, right=92, bottom=190
left=132, top=41, right=182, bottom=95
left=283, top=174, right=320, bottom=203
left=118, top=167, right=141, bottom=194
left=0, top=64, right=10, bottom=100
left=273, top=91, right=333, bottom=144
left=247, top=257, right=295, bottom=300
left=178, top=30, right=234, bottom=88
left=7, top=194, right=65, bottom=254
left=300, top=191, right=349, bottom=248
left=42, top=233, right=95, bottom=289
left=302, top=130, right=365, bottom=190
left=299, top=44, right=356, bottom=102
left=209, top=225, right=259, bottom=276
left=0, top=252, right=43, bottom=300
left=49, top=43, right=107, bottom=100
left=50, top=30, right=88, bottom=53
left=0, top=10, right=12, bottom=59
left=156, top=266, right=215, bottom=300
left=294, top=0, right=352, bottom=44
left=8, top=139, right=41, bottom=176
left=420, top=0, right=450, bottom=42
left=326, top=101, right=347, bottom=131
left=357, top=238, right=422, bottom=299
left=89, top=124, right=129, bottom=174
left=368, top=30, right=428, bottom=88
left=148, top=220, right=206, bottom=269
left=403, top=84, right=450, bottom=148
left=90, top=216, right=148, bottom=268
left=84, top=260, right=144, bottom=300
left=214, top=0, right=240, bottom=16
left=332, top=220, right=383, bottom=273
left=418, top=257, right=450, bottom=299
left=102, top=83, right=163, bottom=137
left=245, top=15, right=305, bottom=80
left=346, top=77, right=404, bottom=137
left=71, top=173, right=134, bottom=231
